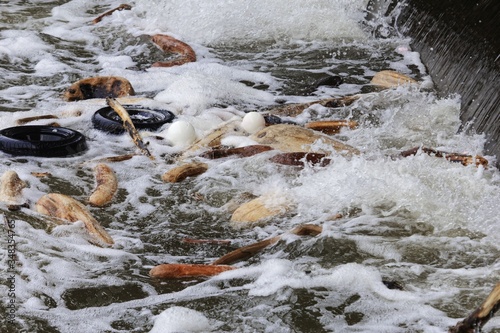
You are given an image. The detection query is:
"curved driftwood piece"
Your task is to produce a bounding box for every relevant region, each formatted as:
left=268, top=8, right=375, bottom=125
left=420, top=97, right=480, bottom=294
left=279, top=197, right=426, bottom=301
left=89, top=163, right=118, bottom=207
left=161, top=162, right=208, bottom=183
left=305, top=120, right=358, bottom=135
left=270, top=152, right=331, bottom=167
left=35, top=193, right=114, bottom=246
left=151, top=34, right=196, bottom=67
left=92, top=4, right=132, bottom=24
left=400, top=147, right=488, bottom=168
left=64, top=76, right=135, bottom=101
left=213, top=224, right=323, bottom=265
left=449, top=283, right=500, bottom=333
left=250, top=124, right=359, bottom=156
left=106, top=97, right=154, bottom=160
left=198, top=145, right=274, bottom=159
left=149, top=263, right=235, bottom=279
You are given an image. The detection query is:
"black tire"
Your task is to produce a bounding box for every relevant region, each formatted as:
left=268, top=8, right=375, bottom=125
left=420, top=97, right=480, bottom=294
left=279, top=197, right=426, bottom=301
left=0, top=125, right=88, bottom=158
left=92, top=105, right=175, bottom=134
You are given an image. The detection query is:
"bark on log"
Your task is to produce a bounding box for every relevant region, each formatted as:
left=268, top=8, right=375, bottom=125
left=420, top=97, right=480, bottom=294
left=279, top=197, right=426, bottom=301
left=149, top=263, right=235, bottom=279
left=448, top=283, right=500, bottom=333
left=400, top=147, right=488, bottom=168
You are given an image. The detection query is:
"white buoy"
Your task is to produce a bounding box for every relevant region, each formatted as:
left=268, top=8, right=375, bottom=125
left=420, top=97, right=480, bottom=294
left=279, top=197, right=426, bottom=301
left=241, top=112, right=265, bottom=134
left=150, top=306, right=211, bottom=333
left=165, top=121, right=196, bottom=147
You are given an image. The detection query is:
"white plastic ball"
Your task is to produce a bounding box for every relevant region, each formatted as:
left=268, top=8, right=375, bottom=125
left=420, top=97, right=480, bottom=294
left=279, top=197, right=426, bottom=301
left=165, top=121, right=196, bottom=146
left=241, top=112, right=266, bottom=134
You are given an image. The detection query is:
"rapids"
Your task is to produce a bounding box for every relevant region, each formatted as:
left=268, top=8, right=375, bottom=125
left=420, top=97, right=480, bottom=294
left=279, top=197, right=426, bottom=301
left=1, top=1, right=499, bottom=332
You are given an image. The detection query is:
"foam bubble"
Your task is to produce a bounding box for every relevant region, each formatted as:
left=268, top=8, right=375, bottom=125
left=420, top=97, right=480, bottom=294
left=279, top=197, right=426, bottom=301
left=150, top=306, right=212, bottom=333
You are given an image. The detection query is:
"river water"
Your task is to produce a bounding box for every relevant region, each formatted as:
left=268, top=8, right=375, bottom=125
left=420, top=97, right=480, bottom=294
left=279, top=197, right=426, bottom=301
left=1, top=1, right=499, bottom=332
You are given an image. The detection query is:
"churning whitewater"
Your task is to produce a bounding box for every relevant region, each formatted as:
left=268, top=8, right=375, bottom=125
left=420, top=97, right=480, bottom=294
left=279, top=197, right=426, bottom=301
left=1, top=1, right=499, bottom=332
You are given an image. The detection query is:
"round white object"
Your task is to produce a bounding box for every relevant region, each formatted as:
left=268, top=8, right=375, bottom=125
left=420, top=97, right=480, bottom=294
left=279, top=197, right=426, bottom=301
left=241, top=112, right=265, bottom=134
left=150, top=306, right=211, bottom=333
left=165, top=121, right=196, bottom=146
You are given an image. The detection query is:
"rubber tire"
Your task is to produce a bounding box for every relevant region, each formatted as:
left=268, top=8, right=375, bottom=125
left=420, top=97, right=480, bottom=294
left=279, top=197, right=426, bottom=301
left=0, top=125, right=88, bottom=158
left=92, top=105, right=175, bottom=134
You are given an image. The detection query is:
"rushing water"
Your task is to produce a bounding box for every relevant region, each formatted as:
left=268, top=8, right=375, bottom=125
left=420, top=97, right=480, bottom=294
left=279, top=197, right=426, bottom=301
left=1, top=1, right=499, bottom=332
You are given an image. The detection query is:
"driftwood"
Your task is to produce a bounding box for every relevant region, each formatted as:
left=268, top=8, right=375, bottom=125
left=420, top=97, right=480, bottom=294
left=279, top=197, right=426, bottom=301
left=370, top=70, right=417, bottom=88
left=213, top=224, right=322, bottom=265
left=106, top=97, right=154, bottom=160
left=198, top=145, right=274, bottom=159
left=161, top=162, right=208, bottom=183
left=151, top=34, right=196, bottom=67
left=149, top=263, right=235, bottom=279
left=92, top=4, right=132, bottom=24
left=64, top=76, right=135, bottom=101
left=305, top=120, right=358, bottom=135
left=88, top=163, right=118, bottom=207
left=400, top=147, right=488, bottom=168
left=35, top=193, right=114, bottom=246
left=149, top=224, right=322, bottom=279
left=0, top=171, right=27, bottom=205
left=449, top=283, right=500, bottom=333
left=270, top=152, right=331, bottom=167
left=250, top=124, right=359, bottom=156
left=16, top=114, right=59, bottom=125
left=230, top=194, right=291, bottom=227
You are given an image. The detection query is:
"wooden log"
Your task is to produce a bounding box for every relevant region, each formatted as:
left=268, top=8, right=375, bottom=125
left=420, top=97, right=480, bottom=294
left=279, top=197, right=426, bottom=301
left=151, top=34, right=196, bottom=67
left=250, top=124, right=359, bottom=156
left=16, top=114, right=59, bottom=125
left=106, top=97, right=154, bottom=160
left=400, top=147, right=488, bottom=168
left=213, top=224, right=323, bottom=265
left=161, top=162, right=208, bottom=183
left=198, top=145, right=274, bottom=159
left=230, top=195, right=290, bottom=227
left=370, top=70, right=418, bottom=88
left=305, top=120, right=358, bottom=135
left=149, top=263, right=235, bottom=279
left=35, top=193, right=114, bottom=246
left=92, top=4, right=132, bottom=24
left=270, top=152, right=331, bottom=167
left=64, top=76, right=135, bottom=101
left=88, top=163, right=118, bottom=207
left=449, top=283, right=500, bottom=333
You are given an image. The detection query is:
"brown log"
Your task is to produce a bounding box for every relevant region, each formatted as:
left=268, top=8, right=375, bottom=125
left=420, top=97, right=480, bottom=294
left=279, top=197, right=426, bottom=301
left=149, top=263, right=235, bottom=279
left=213, top=224, right=322, bottom=265
left=305, top=120, right=358, bottom=135
left=16, top=114, right=59, bottom=125
left=151, top=34, right=196, bottom=67
left=92, top=4, right=132, bottom=24
left=400, top=147, right=488, bottom=168
left=64, top=76, right=135, bottom=101
left=198, top=145, right=274, bottom=159
left=106, top=98, right=154, bottom=160
left=449, top=283, right=500, bottom=333
left=161, top=162, right=208, bottom=183
left=270, top=152, right=331, bottom=167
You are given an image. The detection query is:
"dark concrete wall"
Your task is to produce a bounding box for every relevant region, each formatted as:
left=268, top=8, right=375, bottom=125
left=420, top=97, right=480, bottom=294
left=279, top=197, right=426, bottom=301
left=369, top=0, right=500, bottom=165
